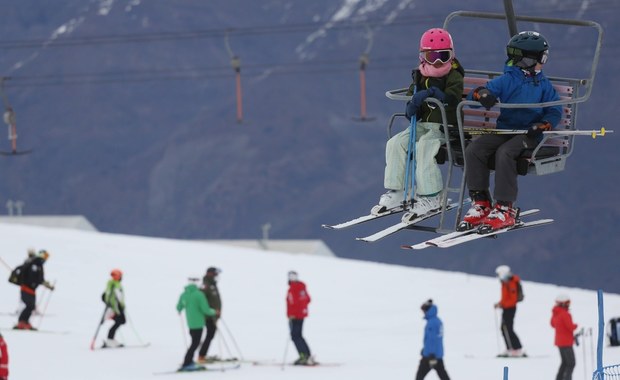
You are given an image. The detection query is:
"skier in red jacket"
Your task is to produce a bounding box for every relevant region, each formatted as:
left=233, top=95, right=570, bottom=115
left=0, top=333, right=8, bottom=380
left=551, top=294, right=578, bottom=380
left=286, top=271, right=315, bottom=365
left=494, top=265, right=524, bottom=357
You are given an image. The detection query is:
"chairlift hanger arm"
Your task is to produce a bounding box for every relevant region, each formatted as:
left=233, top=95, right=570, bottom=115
left=442, top=11, right=603, bottom=105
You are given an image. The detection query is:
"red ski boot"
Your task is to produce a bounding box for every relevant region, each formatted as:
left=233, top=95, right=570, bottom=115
left=457, top=200, right=492, bottom=231
left=478, top=203, right=517, bottom=234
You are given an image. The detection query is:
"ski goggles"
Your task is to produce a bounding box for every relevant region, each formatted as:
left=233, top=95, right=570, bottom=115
left=507, top=47, right=548, bottom=64
left=420, top=49, right=453, bottom=64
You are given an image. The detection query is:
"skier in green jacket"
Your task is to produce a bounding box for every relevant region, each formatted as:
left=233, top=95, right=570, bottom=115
left=103, top=269, right=125, bottom=348
left=176, top=278, right=217, bottom=372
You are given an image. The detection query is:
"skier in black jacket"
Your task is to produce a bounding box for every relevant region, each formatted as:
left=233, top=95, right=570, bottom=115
left=15, top=250, right=54, bottom=330
left=198, top=267, right=222, bottom=363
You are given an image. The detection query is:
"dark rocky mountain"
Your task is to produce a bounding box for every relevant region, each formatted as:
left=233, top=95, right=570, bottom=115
left=0, top=0, right=618, bottom=291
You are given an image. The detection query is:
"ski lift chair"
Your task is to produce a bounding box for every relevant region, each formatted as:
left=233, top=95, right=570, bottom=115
left=383, top=12, right=602, bottom=232
left=445, top=11, right=602, bottom=176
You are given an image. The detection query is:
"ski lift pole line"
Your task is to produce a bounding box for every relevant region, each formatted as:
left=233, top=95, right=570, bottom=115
left=0, top=78, right=18, bottom=153
left=225, top=32, right=243, bottom=123
left=503, top=0, right=518, bottom=38
left=356, top=24, right=374, bottom=121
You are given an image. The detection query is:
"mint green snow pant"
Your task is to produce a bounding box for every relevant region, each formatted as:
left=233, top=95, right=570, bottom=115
left=383, top=122, right=444, bottom=196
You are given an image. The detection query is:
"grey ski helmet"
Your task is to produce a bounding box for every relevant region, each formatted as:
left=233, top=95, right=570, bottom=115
left=507, top=31, right=549, bottom=68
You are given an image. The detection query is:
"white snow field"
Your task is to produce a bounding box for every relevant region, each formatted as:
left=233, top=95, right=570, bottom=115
left=0, top=223, right=619, bottom=380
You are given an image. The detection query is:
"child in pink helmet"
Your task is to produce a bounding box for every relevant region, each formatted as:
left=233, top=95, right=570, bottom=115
left=377, top=28, right=464, bottom=219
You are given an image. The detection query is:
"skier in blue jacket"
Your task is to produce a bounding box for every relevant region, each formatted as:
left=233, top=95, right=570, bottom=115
left=416, top=299, right=450, bottom=380
left=459, top=31, right=562, bottom=232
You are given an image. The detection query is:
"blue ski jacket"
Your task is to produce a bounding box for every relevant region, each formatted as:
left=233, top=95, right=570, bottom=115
left=421, top=304, right=444, bottom=359
left=467, top=63, right=562, bottom=130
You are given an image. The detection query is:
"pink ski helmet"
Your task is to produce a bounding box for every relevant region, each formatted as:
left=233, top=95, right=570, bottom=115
left=419, top=28, right=454, bottom=51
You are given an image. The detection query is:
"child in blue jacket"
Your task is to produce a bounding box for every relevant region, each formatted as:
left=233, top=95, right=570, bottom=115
left=460, top=31, right=562, bottom=232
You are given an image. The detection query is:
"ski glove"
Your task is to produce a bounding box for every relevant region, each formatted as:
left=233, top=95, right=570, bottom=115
left=526, top=121, right=552, bottom=139
left=426, top=86, right=446, bottom=103
left=43, top=280, right=55, bottom=291
left=405, top=87, right=446, bottom=120
left=473, top=86, right=497, bottom=110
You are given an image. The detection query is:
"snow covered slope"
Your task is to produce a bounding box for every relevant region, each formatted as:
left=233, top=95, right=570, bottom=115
left=0, top=224, right=619, bottom=379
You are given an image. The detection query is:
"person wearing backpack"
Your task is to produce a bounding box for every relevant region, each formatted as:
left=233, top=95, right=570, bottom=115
left=8, top=248, right=37, bottom=286
left=494, top=265, right=524, bottom=357
left=14, top=250, right=54, bottom=330
left=551, top=294, right=578, bottom=380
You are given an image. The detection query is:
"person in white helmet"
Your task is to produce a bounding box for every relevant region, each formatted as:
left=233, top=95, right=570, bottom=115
left=551, top=294, right=578, bottom=380
left=286, top=271, right=315, bottom=365
left=494, top=265, right=524, bottom=357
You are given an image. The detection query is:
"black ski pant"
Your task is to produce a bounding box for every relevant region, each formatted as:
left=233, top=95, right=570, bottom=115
left=289, top=318, right=311, bottom=358
left=18, top=291, right=36, bottom=323
left=415, top=357, right=450, bottom=380
left=107, top=311, right=126, bottom=339
left=501, top=307, right=522, bottom=350
left=556, top=346, right=575, bottom=380
left=198, top=318, right=217, bottom=357
left=465, top=134, right=538, bottom=203
left=183, top=328, right=203, bottom=366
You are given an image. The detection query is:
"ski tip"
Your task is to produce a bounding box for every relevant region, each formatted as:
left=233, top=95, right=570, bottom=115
left=400, top=245, right=413, bottom=250
left=321, top=224, right=334, bottom=229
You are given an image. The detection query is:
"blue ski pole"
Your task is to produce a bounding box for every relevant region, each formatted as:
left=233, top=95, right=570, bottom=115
left=403, top=79, right=418, bottom=204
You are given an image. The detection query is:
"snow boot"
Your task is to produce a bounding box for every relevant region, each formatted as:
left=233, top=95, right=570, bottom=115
left=478, top=203, right=517, bottom=234
left=457, top=200, right=492, bottom=231
left=402, top=194, right=441, bottom=222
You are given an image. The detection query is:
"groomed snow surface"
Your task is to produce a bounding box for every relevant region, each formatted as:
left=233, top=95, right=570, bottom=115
left=0, top=224, right=619, bottom=379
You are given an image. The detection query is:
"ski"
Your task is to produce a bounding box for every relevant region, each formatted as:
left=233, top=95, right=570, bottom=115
left=5, top=327, right=70, bottom=335
left=154, top=363, right=241, bottom=375
left=356, top=200, right=460, bottom=243
left=251, top=361, right=342, bottom=367
left=99, top=342, right=151, bottom=349
left=465, top=353, right=549, bottom=359
left=322, top=205, right=407, bottom=230
left=433, top=219, right=554, bottom=248
left=402, top=209, right=540, bottom=250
